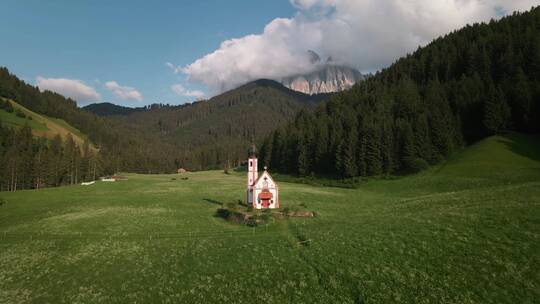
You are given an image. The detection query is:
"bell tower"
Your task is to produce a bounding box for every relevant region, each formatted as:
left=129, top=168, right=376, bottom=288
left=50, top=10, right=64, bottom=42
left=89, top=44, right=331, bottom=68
left=247, top=144, right=258, bottom=204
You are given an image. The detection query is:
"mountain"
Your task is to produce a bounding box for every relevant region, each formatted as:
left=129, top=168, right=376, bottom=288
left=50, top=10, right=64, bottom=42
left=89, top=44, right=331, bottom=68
left=260, top=6, right=540, bottom=178
left=83, top=102, right=145, bottom=116
left=103, top=79, right=332, bottom=170
left=0, top=65, right=332, bottom=189
left=281, top=64, right=365, bottom=95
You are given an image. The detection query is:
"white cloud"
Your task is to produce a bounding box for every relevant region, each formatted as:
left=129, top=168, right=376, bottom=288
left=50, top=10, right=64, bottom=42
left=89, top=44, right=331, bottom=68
left=166, top=62, right=182, bottom=74
left=36, top=76, right=100, bottom=104
left=171, top=84, right=205, bottom=99
left=105, top=81, right=143, bottom=101
left=183, top=0, right=539, bottom=93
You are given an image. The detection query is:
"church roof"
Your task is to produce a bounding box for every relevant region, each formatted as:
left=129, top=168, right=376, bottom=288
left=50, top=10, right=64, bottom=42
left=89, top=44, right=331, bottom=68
left=255, top=169, right=277, bottom=187
left=248, top=144, right=257, bottom=157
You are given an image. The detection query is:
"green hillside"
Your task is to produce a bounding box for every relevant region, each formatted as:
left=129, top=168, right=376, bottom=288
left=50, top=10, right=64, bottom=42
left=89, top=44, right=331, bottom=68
left=0, top=98, right=92, bottom=148
left=1, top=133, right=538, bottom=303
left=90, top=79, right=331, bottom=170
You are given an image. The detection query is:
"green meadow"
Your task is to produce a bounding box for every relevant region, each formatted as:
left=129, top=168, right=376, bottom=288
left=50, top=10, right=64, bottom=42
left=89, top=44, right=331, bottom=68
left=1, top=134, right=539, bottom=303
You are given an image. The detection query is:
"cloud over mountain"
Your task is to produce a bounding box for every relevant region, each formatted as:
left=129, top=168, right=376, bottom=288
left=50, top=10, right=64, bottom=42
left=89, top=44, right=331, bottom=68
left=171, top=84, right=205, bottom=99
left=105, top=81, right=143, bottom=101
left=182, top=0, right=538, bottom=93
left=36, top=76, right=100, bottom=104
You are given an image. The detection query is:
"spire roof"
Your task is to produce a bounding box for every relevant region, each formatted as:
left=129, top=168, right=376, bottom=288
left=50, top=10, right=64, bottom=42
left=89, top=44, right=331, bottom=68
left=248, top=144, right=257, bottom=157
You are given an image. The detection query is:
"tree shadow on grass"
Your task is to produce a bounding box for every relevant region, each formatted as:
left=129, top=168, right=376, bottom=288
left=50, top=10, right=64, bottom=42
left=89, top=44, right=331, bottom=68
left=204, top=198, right=248, bottom=207
left=202, top=198, right=223, bottom=206
left=497, top=133, right=540, bottom=162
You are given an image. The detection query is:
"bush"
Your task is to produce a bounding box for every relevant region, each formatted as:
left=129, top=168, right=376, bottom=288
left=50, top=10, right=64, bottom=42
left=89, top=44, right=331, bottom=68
left=15, top=109, right=26, bottom=118
left=0, top=100, right=14, bottom=113
left=224, top=201, right=238, bottom=210
left=215, top=208, right=230, bottom=219
left=405, top=157, right=429, bottom=173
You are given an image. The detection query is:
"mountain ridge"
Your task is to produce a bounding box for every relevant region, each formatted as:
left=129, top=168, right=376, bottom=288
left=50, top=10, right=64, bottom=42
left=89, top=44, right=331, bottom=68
left=83, top=102, right=146, bottom=116
left=84, top=79, right=333, bottom=117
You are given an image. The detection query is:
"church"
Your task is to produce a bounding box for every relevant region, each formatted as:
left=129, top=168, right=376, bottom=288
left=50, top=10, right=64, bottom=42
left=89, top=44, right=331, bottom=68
left=246, top=145, right=279, bottom=209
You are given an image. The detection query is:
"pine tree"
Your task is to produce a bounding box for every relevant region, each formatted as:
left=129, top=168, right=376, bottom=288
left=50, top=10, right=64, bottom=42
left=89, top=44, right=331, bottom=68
left=63, top=134, right=77, bottom=185
left=297, top=134, right=311, bottom=176
left=316, top=123, right=329, bottom=174
left=48, top=135, right=63, bottom=186
left=483, top=84, right=511, bottom=134
left=342, top=127, right=358, bottom=177
left=365, top=123, right=382, bottom=176
left=380, top=121, right=394, bottom=174
left=426, top=79, right=454, bottom=158
left=509, top=68, right=532, bottom=130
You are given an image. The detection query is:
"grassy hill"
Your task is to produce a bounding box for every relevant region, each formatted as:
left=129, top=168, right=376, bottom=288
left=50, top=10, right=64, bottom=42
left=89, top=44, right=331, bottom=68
left=0, top=133, right=538, bottom=303
left=0, top=98, right=93, bottom=149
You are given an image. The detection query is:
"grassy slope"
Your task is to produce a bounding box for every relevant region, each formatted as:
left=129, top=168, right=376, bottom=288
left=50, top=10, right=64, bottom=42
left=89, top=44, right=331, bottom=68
left=0, top=105, right=48, bottom=132
left=0, top=98, right=92, bottom=148
left=0, top=134, right=538, bottom=303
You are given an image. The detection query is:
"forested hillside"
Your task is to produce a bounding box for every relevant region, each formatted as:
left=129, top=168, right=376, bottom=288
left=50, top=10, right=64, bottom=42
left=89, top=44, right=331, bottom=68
left=91, top=79, right=329, bottom=170
left=0, top=123, right=99, bottom=191
left=83, top=102, right=146, bottom=116
left=260, top=7, right=540, bottom=177
left=0, top=98, right=102, bottom=191
left=0, top=71, right=328, bottom=191
left=0, top=67, right=182, bottom=188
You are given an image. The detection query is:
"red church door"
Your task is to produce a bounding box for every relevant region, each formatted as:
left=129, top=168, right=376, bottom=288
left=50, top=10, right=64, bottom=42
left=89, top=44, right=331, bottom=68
left=258, top=190, right=273, bottom=209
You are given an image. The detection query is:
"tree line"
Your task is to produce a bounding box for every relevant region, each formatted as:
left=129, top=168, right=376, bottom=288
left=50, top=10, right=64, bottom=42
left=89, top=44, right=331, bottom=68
left=0, top=67, right=181, bottom=182
left=0, top=71, right=326, bottom=191
left=259, top=7, right=540, bottom=178
left=0, top=123, right=100, bottom=191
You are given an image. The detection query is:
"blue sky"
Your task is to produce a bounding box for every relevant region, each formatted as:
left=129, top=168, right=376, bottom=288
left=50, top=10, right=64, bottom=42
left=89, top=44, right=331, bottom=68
left=1, top=0, right=535, bottom=107
left=0, top=0, right=295, bottom=106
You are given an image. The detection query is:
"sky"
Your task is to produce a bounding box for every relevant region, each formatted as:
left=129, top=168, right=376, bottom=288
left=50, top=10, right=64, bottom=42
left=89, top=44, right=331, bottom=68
left=1, top=0, right=538, bottom=107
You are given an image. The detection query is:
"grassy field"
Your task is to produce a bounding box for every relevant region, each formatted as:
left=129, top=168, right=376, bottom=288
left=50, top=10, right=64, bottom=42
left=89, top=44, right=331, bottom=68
left=0, top=134, right=539, bottom=303
left=0, top=98, right=93, bottom=149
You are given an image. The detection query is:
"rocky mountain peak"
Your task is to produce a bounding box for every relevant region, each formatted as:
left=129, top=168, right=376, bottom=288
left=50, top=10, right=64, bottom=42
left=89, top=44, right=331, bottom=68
left=281, top=51, right=364, bottom=95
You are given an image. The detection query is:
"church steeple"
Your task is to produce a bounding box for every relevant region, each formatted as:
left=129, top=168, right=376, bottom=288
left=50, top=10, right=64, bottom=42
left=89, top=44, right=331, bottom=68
left=248, top=143, right=257, bottom=158
left=247, top=144, right=258, bottom=187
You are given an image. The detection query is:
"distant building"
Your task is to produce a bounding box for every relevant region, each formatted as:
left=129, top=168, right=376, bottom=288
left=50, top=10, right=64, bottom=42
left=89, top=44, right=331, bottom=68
left=246, top=145, right=279, bottom=209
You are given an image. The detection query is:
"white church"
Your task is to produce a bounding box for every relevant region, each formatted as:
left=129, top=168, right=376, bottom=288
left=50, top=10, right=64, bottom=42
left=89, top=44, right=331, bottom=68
left=246, top=145, right=279, bottom=209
